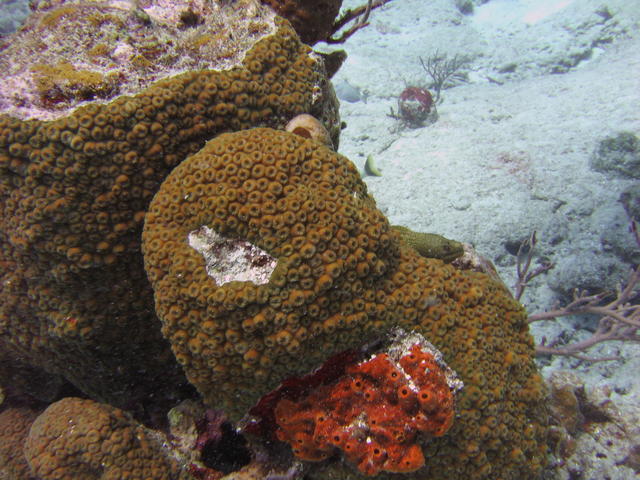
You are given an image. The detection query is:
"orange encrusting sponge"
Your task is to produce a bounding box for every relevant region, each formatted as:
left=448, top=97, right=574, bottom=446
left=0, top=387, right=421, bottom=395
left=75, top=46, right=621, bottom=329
left=274, top=343, right=456, bottom=476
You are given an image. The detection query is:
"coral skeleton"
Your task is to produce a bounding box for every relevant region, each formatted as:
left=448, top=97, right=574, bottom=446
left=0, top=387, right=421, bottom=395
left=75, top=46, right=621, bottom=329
left=188, top=226, right=277, bottom=286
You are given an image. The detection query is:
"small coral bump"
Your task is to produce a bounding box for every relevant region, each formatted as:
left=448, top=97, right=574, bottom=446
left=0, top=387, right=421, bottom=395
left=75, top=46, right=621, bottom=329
left=285, top=114, right=334, bottom=149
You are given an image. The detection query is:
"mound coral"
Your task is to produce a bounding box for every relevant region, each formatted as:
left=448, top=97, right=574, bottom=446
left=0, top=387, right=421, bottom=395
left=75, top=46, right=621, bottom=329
left=24, top=397, right=189, bottom=480
left=0, top=0, right=338, bottom=408
left=273, top=330, right=463, bottom=476
left=0, top=405, right=42, bottom=479
left=143, top=127, right=547, bottom=479
left=143, top=126, right=393, bottom=420
left=286, top=113, right=334, bottom=149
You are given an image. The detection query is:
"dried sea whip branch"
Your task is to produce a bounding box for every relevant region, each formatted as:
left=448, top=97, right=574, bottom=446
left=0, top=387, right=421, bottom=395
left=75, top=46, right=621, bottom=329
left=326, top=0, right=394, bottom=44
left=514, top=231, right=554, bottom=302
left=516, top=222, right=640, bottom=361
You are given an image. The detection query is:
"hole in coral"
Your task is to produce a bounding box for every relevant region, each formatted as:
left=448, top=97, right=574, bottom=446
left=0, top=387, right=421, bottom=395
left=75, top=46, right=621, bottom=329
left=292, top=126, right=312, bottom=138
left=200, top=422, right=251, bottom=474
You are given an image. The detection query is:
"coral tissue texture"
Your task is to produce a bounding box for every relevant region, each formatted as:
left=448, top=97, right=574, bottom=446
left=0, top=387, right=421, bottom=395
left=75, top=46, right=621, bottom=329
left=0, top=0, right=337, bottom=408
left=0, top=405, right=41, bottom=479
left=143, top=127, right=547, bottom=480
left=24, top=397, right=189, bottom=480
left=143, top=127, right=392, bottom=419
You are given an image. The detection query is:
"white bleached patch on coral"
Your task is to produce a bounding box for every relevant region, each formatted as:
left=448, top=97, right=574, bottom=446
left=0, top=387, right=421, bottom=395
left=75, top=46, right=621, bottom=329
left=188, top=226, right=277, bottom=286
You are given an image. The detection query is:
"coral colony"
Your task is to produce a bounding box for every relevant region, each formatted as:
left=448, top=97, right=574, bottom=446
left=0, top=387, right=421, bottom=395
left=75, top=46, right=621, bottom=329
left=0, top=1, right=549, bottom=479
left=137, top=124, right=550, bottom=477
